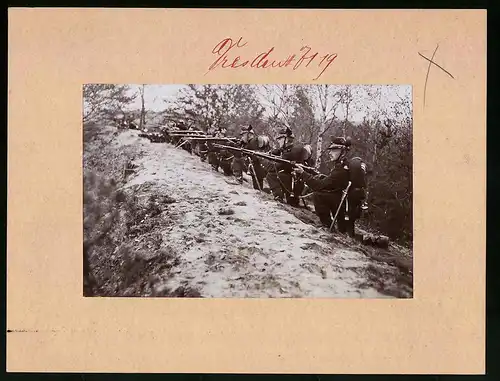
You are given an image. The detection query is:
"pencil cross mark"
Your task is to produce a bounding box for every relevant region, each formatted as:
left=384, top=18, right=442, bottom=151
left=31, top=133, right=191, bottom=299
left=419, top=44, right=455, bottom=107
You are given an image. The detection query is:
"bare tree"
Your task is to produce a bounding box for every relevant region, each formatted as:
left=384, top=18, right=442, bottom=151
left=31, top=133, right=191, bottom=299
left=339, top=86, right=353, bottom=136
left=259, top=85, right=298, bottom=138
left=138, top=84, right=146, bottom=129
left=288, top=85, right=317, bottom=145
left=309, top=85, right=342, bottom=168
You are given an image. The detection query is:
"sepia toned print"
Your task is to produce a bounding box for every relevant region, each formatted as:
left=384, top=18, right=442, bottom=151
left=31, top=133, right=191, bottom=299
left=83, top=84, right=413, bottom=298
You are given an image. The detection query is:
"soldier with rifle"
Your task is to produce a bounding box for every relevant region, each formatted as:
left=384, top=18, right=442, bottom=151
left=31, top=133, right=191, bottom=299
left=217, top=134, right=239, bottom=176
left=265, top=127, right=315, bottom=206
left=180, top=130, right=239, bottom=164
left=172, top=122, right=193, bottom=153
left=206, top=128, right=222, bottom=170
left=128, top=116, right=139, bottom=130
left=231, top=125, right=271, bottom=189
left=172, top=122, right=205, bottom=154
left=160, top=125, right=172, bottom=143
left=197, top=129, right=213, bottom=162
left=166, top=122, right=183, bottom=146
left=212, top=143, right=320, bottom=200
left=186, top=125, right=207, bottom=156
left=292, top=136, right=368, bottom=237
left=194, top=127, right=234, bottom=175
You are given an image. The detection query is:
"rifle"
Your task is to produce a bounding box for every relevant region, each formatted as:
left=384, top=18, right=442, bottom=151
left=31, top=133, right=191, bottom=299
left=182, top=137, right=240, bottom=143
left=212, top=144, right=320, bottom=175
left=166, top=130, right=203, bottom=135
left=167, top=133, right=209, bottom=138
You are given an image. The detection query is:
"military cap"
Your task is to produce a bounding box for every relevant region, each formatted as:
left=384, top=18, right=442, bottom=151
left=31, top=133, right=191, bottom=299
left=277, top=127, right=294, bottom=139
left=328, top=136, right=352, bottom=150
left=240, top=125, right=254, bottom=134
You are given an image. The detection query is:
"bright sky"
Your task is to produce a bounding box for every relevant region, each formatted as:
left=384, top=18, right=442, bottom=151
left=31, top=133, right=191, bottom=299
left=126, top=84, right=411, bottom=123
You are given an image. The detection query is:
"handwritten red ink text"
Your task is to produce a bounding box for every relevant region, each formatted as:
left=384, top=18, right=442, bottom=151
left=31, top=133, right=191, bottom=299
left=207, top=37, right=337, bottom=80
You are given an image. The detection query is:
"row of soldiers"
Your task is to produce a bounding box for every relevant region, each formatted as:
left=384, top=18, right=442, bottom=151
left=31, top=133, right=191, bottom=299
left=156, top=122, right=369, bottom=238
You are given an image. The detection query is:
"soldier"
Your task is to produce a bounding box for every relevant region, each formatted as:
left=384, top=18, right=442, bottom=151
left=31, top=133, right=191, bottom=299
left=343, top=155, right=369, bottom=236
left=292, top=136, right=368, bottom=236
left=128, top=116, right=139, bottom=130
left=177, top=121, right=188, bottom=131
left=207, top=128, right=221, bottom=172
left=160, top=125, right=171, bottom=143
left=293, top=143, right=315, bottom=203
left=232, top=125, right=270, bottom=189
left=218, top=131, right=238, bottom=176
left=201, top=127, right=222, bottom=164
left=175, top=122, right=194, bottom=154
left=114, top=114, right=125, bottom=128
left=198, top=139, right=209, bottom=162
left=265, top=127, right=313, bottom=206
left=215, top=127, right=227, bottom=138
left=206, top=127, right=234, bottom=175
left=187, top=124, right=201, bottom=155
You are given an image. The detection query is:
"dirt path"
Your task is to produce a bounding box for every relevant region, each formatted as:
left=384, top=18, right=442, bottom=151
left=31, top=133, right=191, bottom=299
left=107, top=130, right=411, bottom=298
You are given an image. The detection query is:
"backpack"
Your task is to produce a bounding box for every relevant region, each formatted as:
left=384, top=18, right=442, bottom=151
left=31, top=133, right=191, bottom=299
left=347, top=157, right=367, bottom=190
left=256, top=135, right=270, bottom=150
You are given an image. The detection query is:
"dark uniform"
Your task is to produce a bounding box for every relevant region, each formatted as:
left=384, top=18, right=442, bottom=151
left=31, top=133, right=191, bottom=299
left=183, top=125, right=196, bottom=154
left=232, top=125, right=270, bottom=189
left=170, top=122, right=192, bottom=153
left=206, top=128, right=220, bottom=170
left=266, top=128, right=314, bottom=206
left=160, top=126, right=169, bottom=143
left=198, top=139, right=209, bottom=162
left=218, top=142, right=236, bottom=176
left=295, top=137, right=367, bottom=236
left=206, top=129, right=238, bottom=176
left=168, top=122, right=186, bottom=146
left=207, top=141, right=221, bottom=171
left=299, top=159, right=350, bottom=230
left=342, top=156, right=368, bottom=235
left=129, top=120, right=139, bottom=130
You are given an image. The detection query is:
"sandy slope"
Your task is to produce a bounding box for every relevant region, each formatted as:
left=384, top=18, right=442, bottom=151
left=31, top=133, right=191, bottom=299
left=110, top=130, right=403, bottom=298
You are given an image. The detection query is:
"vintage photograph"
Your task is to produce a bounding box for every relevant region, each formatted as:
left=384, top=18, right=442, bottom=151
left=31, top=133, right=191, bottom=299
left=83, top=84, right=413, bottom=298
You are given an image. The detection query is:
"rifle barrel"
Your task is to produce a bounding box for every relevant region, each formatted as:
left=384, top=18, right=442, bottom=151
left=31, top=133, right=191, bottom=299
left=188, top=137, right=238, bottom=141
left=168, top=134, right=208, bottom=138
left=166, top=131, right=203, bottom=135
left=212, top=144, right=319, bottom=174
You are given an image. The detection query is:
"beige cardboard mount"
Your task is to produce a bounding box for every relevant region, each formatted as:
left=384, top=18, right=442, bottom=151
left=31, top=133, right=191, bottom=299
left=7, top=8, right=486, bottom=374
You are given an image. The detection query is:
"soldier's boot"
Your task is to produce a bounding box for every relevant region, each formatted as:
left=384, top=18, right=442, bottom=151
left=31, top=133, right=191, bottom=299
left=317, top=214, right=332, bottom=229
left=222, top=165, right=233, bottom=176
left=273, top=189, right=285, bottom=203
left=231, top=164, right=243, bottom=183
left=258, top=178, right=265, bottom=191
left=313, top=201, right=333, bottom=229
left=337, top=218, right=348, bottom=235
left=345, top=220, right=356, bottom=237
left=286, top=192, right=300, bottom=207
